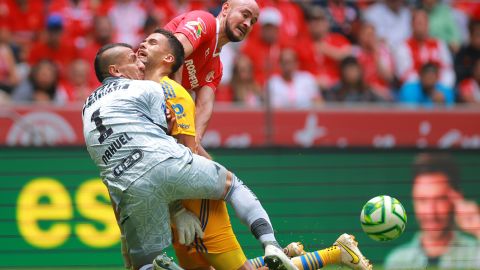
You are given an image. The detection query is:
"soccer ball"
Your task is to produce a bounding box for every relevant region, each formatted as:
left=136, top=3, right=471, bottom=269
left=360, top=195, right=407, bottom=241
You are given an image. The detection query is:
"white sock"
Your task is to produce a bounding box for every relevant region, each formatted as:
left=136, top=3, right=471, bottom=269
left=225, top=174, right=278, bottom=247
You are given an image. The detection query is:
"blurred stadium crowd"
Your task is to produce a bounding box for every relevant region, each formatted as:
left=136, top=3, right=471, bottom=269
left=0, top=0, right=480, bottom=107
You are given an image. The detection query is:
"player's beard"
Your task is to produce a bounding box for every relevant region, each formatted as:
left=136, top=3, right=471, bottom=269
left=225, top=18, right=242, bottom=42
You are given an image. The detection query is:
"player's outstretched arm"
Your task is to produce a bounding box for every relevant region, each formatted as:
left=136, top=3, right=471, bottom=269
left=169, top=32, right=193, bottom=84
left=174, top=33, right=194, bottom=58
left=194, top=85, right=215, bottom=140
left=176, top=134, right=198, bottom=154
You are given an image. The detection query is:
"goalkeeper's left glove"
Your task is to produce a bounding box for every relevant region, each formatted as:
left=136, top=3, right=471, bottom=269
left=172, top=207, right=204, bottom=245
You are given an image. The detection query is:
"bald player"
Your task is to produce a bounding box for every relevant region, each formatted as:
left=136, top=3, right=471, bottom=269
left=165, top=0, right=259, bottom=151
left=163, top=1, right=265, bottom=269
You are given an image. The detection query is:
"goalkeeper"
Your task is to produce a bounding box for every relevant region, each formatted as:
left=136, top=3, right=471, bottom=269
left=84, top=34, right=295, bottom=270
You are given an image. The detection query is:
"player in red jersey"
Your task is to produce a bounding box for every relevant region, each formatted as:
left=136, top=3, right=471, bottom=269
left=164, top=0, right=258, bottom=149
left=163, top=1, right=263, bottom=269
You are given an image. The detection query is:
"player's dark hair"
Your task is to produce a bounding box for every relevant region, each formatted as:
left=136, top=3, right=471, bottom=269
left=153, top=28, right=185, bottom=74
left=413, top=153, right=460, bottom=191
left=94, top=43, right=133, bottom=83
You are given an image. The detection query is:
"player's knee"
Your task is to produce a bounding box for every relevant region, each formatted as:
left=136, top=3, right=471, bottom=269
left=224, top=174, right=263, bottom=219
left=224, top=172, right=241, bottom=200
left=223, top=171, right=233, bottom=198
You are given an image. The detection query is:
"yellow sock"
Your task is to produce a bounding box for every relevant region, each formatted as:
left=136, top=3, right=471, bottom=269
left=318, top=246, right=341, bottom=265
left=291, top=246, right=341, bottom=270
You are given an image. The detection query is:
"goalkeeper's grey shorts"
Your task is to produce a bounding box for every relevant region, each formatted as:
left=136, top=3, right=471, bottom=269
left=117, top=153, right=228, bottom=268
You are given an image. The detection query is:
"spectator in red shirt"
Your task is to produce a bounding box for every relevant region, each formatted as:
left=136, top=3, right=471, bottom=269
left=3, top=0, right=44, bottom=48
left=28, top=14, right=79, bottom=78
left=394, top=8, right=455, bottom=89
left=453, top=1, right=480, bottom=21
left=241, top=6, right=284, bottom=86
left=47, top=0, right=96, bottom=50
left=315, top=0, right=361, bottom=42
left=353, top=22, right=395, bottom=101
left=296, top=5, right=352, bottom=91
left=255, top=0, right=308, bottom=46
left=48, top=0, right=113, bottom=17
left=458, top=58, right=480, bottom=104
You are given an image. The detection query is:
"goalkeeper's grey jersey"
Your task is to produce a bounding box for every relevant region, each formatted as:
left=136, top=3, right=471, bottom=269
left=82, top=77, right=190, bottom=204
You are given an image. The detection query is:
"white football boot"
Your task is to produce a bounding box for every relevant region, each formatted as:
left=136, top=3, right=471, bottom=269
left=283, top=242, right=306, bottom=258
left=264, top=244, right=299, bottom=270
left=334, top=234, right=372, bottom=270
left=153, top=253, right=184, bottom=270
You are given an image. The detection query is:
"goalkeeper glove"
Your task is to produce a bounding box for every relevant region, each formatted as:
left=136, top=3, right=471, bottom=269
left=173, top=208, right=204, bottom=245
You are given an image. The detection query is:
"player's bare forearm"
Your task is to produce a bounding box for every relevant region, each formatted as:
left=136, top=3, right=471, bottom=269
left=170, top=33, right=193, bottom=83
left=195, top=86, right=215, bottom=139
left=174, top=33, right=194, bottom=57
left=176, top=134, right=198, bottom=154
left=179, top=133, right=211, bottom=159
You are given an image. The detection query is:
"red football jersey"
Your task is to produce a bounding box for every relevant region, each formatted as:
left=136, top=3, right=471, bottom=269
left=165, top=10, right=223, bottom=92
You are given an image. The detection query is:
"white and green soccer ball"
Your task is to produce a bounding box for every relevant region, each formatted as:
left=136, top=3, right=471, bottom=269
left=360, top=195, right=407, bottom=241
